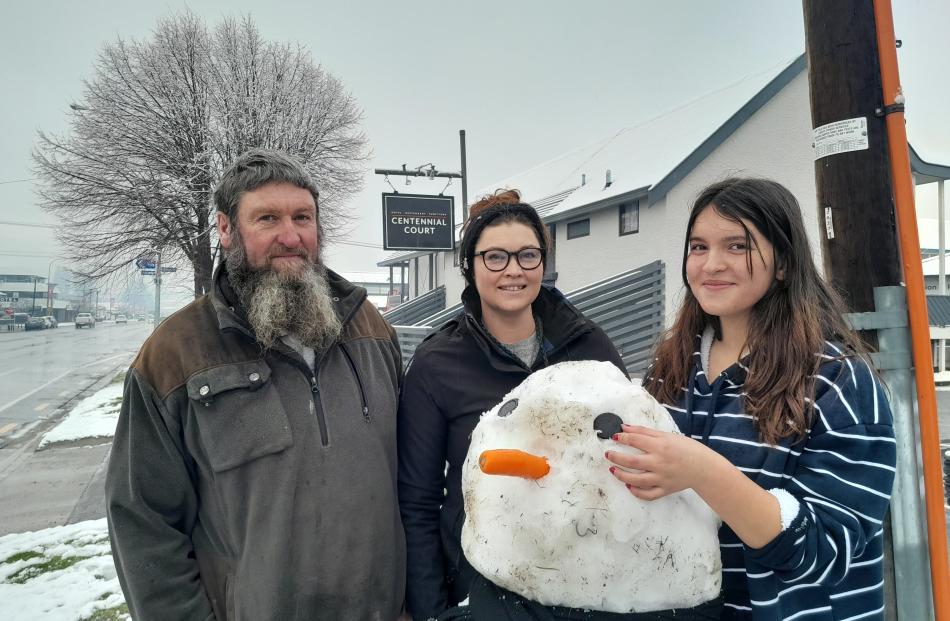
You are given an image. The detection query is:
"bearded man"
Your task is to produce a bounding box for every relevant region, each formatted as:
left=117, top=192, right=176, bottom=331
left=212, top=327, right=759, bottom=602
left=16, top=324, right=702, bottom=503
left=106, top=149, right=406, bottom=621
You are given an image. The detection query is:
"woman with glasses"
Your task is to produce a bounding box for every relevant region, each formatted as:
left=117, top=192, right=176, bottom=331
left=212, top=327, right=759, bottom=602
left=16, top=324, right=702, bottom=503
left=398, top=189, right=626, bottom=621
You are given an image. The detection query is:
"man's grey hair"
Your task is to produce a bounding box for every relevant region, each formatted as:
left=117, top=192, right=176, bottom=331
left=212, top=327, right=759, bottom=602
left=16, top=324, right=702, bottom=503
left=214, top=149, right=321, bottom=224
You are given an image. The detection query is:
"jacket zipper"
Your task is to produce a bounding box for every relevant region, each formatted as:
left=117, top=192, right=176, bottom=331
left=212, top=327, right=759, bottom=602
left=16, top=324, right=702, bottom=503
left=308, top=374, right=330, bottom=446
left=340, top=344, right=371, bottom=423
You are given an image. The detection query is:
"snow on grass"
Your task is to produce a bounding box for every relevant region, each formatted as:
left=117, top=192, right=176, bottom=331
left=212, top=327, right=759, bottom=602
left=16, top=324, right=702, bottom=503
left=39, top=379, right=124, bottom=448
left=0, top=519, right=128, bottom=621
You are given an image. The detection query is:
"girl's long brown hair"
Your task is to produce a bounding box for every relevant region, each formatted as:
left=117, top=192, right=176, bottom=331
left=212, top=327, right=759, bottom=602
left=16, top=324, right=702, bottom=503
left=643, top=178, right=867, bottom=445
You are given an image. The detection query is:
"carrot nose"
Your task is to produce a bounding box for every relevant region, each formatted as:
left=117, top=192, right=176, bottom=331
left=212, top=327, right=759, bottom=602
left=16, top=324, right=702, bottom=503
left=478, top=449, right=550, bottom=480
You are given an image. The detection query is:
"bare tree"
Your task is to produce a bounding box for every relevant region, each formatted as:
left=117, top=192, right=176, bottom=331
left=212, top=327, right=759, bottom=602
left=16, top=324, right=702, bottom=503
left=34, top=11, right=368, bottom=297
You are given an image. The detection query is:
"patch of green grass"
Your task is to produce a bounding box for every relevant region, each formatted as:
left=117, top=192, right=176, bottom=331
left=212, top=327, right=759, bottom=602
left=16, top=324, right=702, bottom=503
left=6, top=555, right=86, bottom=584
left=109, top=372, right=126, bottom=385
left=2, top=550, right=43, bottom=564
left=80, top=603, right=129, bottom=621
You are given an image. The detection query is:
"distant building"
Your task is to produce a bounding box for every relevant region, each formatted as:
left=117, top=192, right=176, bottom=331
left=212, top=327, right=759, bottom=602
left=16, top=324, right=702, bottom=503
left=338, top=271, right=405, bottom=312
left=0, top=274, right=74, bottom=319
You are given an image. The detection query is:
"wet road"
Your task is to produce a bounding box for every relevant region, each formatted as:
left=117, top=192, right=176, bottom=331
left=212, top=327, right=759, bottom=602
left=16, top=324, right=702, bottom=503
left=0, top=321, right=152, bottom=438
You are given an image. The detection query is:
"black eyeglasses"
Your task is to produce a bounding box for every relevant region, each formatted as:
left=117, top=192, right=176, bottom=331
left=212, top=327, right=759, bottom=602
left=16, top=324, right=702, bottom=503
left=474, top=247, right=543, bottom=272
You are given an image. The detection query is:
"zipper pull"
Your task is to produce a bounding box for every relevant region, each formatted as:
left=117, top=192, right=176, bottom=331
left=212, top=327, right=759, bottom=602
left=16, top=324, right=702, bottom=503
left=362, top=405, right=370, bottom=423
left=310, top=376, right=319, bottom=393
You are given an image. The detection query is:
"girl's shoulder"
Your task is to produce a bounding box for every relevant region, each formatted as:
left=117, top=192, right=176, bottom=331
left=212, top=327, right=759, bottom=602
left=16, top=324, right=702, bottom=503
left=809, top=341, right=892, bottom=433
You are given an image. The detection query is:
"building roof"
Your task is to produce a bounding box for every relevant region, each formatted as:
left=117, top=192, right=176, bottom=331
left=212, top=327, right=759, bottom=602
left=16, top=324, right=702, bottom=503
left=379, top=54, right=949, bottom=267
left=927, top=295, right=950, bottom=327
left=472, top=55, right=949, bottom=226
left=476, top=56, right=807, bottom=223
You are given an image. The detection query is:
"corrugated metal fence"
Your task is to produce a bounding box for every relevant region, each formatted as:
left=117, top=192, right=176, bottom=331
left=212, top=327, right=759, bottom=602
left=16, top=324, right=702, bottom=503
left=392, top=260, right=665, bottom=374
left=382, top=286, right=446, bottom=326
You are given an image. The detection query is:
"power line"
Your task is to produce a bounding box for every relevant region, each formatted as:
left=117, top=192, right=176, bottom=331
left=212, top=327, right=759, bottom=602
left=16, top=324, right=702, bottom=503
left=0, top=251, right=62, bottom=258
left=0, top=219, right=58, bottom=229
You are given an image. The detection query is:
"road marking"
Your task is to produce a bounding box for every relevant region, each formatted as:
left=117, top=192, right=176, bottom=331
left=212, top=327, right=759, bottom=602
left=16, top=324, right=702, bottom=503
left=34, top=403, right=49, bottom=412
left=0, top=351, right=131, bottom=415
left=0, top=423, right=17, bottom=435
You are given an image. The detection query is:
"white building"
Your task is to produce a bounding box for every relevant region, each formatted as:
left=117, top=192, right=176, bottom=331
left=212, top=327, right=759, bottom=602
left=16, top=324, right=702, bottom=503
left=380, top=55, right=949, bottom=331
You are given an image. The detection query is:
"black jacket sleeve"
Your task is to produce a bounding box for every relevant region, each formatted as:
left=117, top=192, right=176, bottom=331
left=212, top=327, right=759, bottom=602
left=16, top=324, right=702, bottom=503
left=398, top=352, right=451, bottom=619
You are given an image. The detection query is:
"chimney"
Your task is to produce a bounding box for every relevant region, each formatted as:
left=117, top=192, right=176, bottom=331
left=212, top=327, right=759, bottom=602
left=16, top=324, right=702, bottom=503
left=581, top=173, right=586, bottom=187
left=605, top=169, right=613, bottom=188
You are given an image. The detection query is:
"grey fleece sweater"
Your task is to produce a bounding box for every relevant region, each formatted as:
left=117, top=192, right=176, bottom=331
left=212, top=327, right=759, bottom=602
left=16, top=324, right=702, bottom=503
left=105, top=268, right=405, bottom=621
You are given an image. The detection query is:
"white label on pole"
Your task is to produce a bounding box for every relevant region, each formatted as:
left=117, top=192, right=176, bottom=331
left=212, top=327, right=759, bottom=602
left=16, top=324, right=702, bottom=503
left=813, top=117, right=869, bottom=160
left=825, top=206, right=835, bottom=240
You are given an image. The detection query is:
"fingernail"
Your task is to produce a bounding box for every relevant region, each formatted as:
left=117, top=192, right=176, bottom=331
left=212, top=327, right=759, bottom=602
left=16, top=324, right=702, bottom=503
left=604, top=451, right=610, bottom=459
left=611, top=433, right=619, bottom=441
left=609, top=467, right=616, bottom=475
left=626, top=484, right=634, bottom=490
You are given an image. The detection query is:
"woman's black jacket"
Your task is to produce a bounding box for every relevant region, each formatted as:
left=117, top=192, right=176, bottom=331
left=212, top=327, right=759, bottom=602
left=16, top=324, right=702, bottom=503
left=397, top=285, right=626, bottom=620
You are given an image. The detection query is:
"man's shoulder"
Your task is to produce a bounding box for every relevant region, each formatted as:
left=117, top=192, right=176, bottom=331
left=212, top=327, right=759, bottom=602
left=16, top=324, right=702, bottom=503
left=131, top=296, right=254, bottom=399
left=343, top=298, right=397, bottom=343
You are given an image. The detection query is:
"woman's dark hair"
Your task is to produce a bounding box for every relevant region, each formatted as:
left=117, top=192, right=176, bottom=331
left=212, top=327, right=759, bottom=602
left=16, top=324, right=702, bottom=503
left=458, top=189, right=551, bottom=288
left=643, top=177, right=867, bottom=445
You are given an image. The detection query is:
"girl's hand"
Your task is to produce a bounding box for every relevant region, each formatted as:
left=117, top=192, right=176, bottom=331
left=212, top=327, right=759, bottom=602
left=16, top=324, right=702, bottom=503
left=604, top=423, right=720, bottom=500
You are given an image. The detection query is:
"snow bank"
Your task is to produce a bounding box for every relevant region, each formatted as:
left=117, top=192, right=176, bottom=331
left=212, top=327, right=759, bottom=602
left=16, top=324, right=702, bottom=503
left=39, top=383, right=124, bottom=448
left=0, top=519, right=128, bottom=620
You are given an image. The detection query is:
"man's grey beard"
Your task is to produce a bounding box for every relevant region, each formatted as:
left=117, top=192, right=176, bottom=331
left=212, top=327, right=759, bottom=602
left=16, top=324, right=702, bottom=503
left=224, top=239, right=342, bottom=351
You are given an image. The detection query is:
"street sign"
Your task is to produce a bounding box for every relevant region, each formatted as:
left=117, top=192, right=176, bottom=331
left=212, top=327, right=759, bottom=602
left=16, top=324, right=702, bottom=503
left=382, top=193, right=455, bottom=251
left=140, top=267, right=176, bottom=275
left=135, top=258, right=156, bottom=269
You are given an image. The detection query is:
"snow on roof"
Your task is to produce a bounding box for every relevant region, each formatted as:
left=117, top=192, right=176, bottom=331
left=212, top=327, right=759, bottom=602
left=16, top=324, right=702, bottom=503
left=473, top=56, right=805, bottom=221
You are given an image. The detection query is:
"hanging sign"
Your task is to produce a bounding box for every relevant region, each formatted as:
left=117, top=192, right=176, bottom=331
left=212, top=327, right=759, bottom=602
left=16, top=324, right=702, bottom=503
left=382, top=193, right=455, bottom=251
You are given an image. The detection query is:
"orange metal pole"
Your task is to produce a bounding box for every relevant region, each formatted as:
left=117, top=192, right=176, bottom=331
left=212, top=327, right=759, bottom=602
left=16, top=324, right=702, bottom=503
left=872, top=0, right=950, bottom=614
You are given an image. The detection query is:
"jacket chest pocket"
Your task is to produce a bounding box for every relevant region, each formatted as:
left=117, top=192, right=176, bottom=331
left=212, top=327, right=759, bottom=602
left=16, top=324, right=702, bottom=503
left=186, top=361, right=293, bottom=473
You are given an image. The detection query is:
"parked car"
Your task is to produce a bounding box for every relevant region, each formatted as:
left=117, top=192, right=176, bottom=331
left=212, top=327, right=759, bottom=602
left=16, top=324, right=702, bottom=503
left=75, top=312, right=96, bottom=329
left=115, top=314, right=127, bottom=324
left=25, top=315, right=47, bottom=330
left=42, top=315, right=58, bottom=328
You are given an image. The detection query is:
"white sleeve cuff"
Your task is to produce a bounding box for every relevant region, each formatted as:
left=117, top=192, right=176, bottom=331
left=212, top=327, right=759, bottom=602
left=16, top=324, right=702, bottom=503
left=767, top=488, right=801, bottom=531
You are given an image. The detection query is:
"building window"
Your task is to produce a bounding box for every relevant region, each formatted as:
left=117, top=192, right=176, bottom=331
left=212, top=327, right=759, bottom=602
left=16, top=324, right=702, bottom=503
left=619, top=201, right=639, bottom=236
left=567, top=218, right=590, bottom=240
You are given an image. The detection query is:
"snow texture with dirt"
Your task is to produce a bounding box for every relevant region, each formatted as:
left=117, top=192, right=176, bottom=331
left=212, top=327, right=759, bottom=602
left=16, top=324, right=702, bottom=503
left=462, top=360, right=722, bottom=613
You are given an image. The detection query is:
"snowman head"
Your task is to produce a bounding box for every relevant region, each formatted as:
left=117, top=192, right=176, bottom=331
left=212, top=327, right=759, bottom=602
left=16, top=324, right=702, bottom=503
left=461, top=360, right=721, bottom=613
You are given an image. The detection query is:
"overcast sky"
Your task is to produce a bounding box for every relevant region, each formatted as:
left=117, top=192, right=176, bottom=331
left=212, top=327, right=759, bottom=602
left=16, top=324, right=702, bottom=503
left=1, top=0, right=947, bottom=306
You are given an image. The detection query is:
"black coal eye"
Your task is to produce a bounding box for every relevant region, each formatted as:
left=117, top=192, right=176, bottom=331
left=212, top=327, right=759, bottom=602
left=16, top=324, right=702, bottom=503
left=498, top=399, right=519, bottom=417
left=593, top=413, right=623, bottom=439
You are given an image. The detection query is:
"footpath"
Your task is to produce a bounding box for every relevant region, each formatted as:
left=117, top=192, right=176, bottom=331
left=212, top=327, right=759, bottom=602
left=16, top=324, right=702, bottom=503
left=0, top=361, right=125, bottom=537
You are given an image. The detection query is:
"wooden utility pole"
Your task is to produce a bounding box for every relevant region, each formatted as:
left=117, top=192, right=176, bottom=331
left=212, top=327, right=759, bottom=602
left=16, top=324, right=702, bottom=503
left=802, top=1, right=902, bottom=315
left=803, top=2, right=950, bottom=619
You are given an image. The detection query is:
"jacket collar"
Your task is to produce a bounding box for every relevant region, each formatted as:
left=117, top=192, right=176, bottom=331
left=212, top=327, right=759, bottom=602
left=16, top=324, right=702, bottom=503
left=459, top=284, right=593, bottom=370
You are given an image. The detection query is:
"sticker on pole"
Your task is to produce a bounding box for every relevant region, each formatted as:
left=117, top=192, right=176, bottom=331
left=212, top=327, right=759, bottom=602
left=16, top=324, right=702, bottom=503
left=813, top=117, right=868, bottom=160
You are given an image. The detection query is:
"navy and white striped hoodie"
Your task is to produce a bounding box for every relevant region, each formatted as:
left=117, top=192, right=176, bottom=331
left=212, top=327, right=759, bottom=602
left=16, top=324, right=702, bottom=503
left=661, top=335, right=896, bottom=620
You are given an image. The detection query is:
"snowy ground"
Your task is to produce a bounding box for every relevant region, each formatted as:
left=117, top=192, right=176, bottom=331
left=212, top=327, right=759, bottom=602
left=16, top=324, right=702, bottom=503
left=0, top=519, right=128, bottom=621
left=38, top=381, right=123, bottom=449
left=2, top=376, right=130, bottom=619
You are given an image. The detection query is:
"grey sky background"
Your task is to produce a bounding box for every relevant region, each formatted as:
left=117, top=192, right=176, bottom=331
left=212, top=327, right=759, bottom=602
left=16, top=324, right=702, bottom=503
left=1, top=1, right=947, bottom=307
